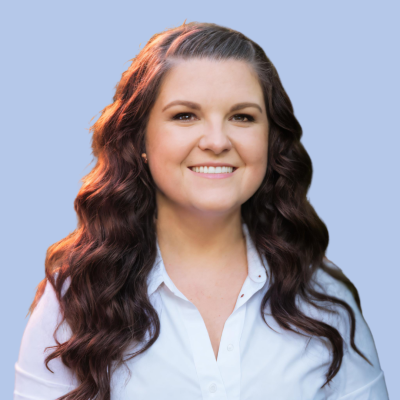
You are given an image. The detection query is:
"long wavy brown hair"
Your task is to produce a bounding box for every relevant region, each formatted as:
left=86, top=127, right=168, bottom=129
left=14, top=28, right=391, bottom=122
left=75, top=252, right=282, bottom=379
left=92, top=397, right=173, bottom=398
left=27, top=20, right=371, bottom=400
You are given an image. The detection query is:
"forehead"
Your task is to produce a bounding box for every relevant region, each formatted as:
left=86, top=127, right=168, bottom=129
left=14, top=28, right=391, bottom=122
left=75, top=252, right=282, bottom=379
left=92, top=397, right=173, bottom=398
left=155, top=58, right=264, bottom=108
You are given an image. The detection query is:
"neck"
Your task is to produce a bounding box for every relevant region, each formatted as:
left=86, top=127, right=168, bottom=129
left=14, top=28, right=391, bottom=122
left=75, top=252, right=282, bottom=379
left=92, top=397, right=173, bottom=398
left=155, top=197, right=246, bottom=277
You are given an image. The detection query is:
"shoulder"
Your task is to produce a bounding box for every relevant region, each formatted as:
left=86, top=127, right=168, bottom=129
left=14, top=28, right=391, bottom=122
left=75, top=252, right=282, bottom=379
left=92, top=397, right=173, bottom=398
left=25, top=273, right=72, bottom=341
left=309, top=260, right=370, bottom=344
left=310, top=260, right=389, bottom=398
left=31, top=273, right=72, bottom=338
left=297, top=259, right=357, bottom=327
left=15, top=275, right=78, bottom=393
left=309, top=258, right=372, bottom=326
left=311, top=258, right=352, bottom=298
left=19, top=274, right=73, bottom=356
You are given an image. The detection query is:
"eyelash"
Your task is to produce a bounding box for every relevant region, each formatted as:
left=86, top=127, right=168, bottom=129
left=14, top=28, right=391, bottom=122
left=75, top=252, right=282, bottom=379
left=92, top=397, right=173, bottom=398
left=171, top=112, right=255, bottom=123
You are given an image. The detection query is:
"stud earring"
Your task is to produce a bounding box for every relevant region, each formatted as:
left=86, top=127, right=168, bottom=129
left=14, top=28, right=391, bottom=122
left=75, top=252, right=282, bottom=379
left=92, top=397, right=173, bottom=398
left=141, top=153, right=148, bottom=164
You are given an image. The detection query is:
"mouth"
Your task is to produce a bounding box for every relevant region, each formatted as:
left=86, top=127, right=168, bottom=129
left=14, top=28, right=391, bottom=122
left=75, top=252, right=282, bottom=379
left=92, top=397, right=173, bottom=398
left=187, top=166, right=238, bottom=174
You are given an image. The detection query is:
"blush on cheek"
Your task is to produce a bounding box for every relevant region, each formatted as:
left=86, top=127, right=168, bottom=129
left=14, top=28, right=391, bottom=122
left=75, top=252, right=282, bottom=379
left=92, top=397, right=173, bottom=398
left=245, top=162, right=268, bottom=194
left=151, top=164, right=182, bottom=197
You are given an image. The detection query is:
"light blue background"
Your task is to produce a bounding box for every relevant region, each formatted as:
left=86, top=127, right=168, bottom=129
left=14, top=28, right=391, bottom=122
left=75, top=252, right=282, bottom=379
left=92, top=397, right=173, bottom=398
left=1, top=1, right=398, bottom=398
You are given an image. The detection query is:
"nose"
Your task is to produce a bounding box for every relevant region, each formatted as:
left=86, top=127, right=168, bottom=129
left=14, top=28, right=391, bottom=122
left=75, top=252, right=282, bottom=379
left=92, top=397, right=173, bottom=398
left=197, top=122, right=232, bottom=155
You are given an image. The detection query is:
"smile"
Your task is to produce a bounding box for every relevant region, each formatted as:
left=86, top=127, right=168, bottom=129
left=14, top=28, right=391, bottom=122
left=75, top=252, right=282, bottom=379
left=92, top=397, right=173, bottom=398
left=187, top=165, right=238, bottom=179
left=189, top=166, right=236, bottom=173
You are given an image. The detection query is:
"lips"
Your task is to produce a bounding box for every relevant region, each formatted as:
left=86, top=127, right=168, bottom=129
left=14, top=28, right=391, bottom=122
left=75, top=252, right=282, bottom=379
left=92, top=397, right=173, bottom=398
left=188, top=166, right=238, bottom=172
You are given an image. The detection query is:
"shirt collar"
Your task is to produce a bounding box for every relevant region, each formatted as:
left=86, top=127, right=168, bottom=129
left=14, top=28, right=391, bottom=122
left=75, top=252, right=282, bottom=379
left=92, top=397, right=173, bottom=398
left=146, top=222, right=269, bottom=299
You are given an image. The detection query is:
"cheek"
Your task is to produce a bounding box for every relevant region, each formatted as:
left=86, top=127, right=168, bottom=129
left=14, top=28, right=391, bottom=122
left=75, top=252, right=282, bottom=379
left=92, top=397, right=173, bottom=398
left=240, top=133, right=268, bottom=167
left=240, top=136, right=268, bottom=191
left=147, top=132, right=190, bottom=192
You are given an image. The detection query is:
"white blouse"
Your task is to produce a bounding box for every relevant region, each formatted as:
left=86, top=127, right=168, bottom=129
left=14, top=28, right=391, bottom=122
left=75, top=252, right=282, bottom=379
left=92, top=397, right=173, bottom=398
left=14, top=223, right=389, bottom=399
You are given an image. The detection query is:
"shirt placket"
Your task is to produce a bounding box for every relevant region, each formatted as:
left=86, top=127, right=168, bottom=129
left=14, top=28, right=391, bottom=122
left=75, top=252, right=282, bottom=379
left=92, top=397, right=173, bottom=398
left=179, top=300, right=230, bottom=400
left=175, top=274, right=266, bottom=400
left=160, top=269, right=227, bottom=399
left=215, top=303, right=246, bottom=400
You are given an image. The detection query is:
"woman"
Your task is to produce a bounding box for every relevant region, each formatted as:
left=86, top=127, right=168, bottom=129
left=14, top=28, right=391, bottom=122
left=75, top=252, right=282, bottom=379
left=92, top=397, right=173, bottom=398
left=14, top=21, right=389, bottom=400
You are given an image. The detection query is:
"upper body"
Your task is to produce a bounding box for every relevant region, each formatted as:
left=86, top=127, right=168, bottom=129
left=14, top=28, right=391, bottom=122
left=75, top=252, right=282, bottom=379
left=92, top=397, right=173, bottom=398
left=14, top=223, right=389, bottom=400
left=14, top=22, right=390, bottom=400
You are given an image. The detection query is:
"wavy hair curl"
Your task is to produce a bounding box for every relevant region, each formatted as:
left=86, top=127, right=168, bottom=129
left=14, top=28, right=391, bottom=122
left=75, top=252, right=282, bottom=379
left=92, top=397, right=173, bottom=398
left=28, top=20, right=371, bottom=400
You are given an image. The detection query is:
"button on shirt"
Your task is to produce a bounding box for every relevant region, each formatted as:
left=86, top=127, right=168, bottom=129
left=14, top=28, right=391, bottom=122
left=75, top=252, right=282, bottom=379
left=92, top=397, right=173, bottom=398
left=14, top=223, right=389, bottom=399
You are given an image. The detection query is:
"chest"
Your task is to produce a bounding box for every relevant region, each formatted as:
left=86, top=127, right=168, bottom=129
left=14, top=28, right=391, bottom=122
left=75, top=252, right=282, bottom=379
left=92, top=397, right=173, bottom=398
left=112, top=285, right=332, bottom=400
left=171, top=270, right=248, bottom=360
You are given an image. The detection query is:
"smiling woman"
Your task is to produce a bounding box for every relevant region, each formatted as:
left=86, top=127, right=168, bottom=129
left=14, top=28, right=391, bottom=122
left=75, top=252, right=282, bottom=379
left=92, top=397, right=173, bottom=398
left=146, top=58, right=269, bottom=220
left=14, top=21, right=388, bottom=400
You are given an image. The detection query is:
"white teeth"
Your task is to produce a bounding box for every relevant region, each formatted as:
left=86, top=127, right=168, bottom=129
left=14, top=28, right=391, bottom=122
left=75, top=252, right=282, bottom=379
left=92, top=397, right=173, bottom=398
left=190, top=166, right=234, bottom=174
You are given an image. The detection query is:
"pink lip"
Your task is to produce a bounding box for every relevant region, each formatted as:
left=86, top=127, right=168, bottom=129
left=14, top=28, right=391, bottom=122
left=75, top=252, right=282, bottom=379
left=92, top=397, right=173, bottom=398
left=187, top=167, right=237, bottom=179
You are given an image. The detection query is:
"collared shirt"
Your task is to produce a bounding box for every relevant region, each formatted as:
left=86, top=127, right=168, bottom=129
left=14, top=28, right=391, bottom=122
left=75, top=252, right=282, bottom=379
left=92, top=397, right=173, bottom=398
left=14, top=223, right=389, bottom=399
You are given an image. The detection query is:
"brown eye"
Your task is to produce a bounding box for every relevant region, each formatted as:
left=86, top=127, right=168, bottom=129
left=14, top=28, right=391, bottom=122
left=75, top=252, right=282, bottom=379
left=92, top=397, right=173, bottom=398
left=231, top=114, right=255, bottom=123
left=172, top=112, right=196, bottom=122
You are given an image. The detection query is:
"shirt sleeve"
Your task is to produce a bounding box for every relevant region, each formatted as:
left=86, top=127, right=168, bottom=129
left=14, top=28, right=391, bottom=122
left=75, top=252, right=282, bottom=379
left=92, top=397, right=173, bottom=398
left=14, top=277, right=80, bottom=400
left=316, top=265, right=389, bottom=400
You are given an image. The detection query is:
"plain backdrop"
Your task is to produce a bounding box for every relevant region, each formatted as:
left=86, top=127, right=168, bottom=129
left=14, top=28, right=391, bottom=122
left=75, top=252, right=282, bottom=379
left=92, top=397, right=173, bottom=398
left=1, top=1, right=398, bottom=398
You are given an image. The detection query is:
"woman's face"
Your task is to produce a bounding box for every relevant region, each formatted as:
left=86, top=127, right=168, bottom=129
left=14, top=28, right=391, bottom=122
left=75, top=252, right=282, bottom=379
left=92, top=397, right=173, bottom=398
left=145, top=58, right=269, bottom=217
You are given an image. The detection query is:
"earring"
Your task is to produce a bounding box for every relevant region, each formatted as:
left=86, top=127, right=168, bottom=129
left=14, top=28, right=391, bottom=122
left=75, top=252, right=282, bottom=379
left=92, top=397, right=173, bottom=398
left=141, top=153, right=148, bottom=164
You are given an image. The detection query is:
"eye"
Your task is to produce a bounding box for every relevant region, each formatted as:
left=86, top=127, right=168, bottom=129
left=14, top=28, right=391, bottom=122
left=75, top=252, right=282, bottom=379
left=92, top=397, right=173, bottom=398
left=172, top=112, right=197, bottom=122
left=231, top=114, right=255, bottom=123
left=171, top=112, right=255, bottom=123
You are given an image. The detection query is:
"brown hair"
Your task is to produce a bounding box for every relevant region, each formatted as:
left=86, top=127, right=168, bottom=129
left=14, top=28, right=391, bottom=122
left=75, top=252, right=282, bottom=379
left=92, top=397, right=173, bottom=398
left=28, top=20, right=371, bottom=400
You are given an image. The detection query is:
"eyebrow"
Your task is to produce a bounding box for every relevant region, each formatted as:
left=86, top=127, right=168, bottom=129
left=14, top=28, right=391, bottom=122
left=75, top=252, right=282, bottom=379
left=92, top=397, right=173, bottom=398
left=161, top=100, right=263, bottom=114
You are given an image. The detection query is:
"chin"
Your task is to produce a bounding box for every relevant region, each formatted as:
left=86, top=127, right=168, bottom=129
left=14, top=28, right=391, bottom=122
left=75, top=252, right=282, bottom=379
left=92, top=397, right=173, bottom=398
left=191, top=200, right=239, bottom=215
